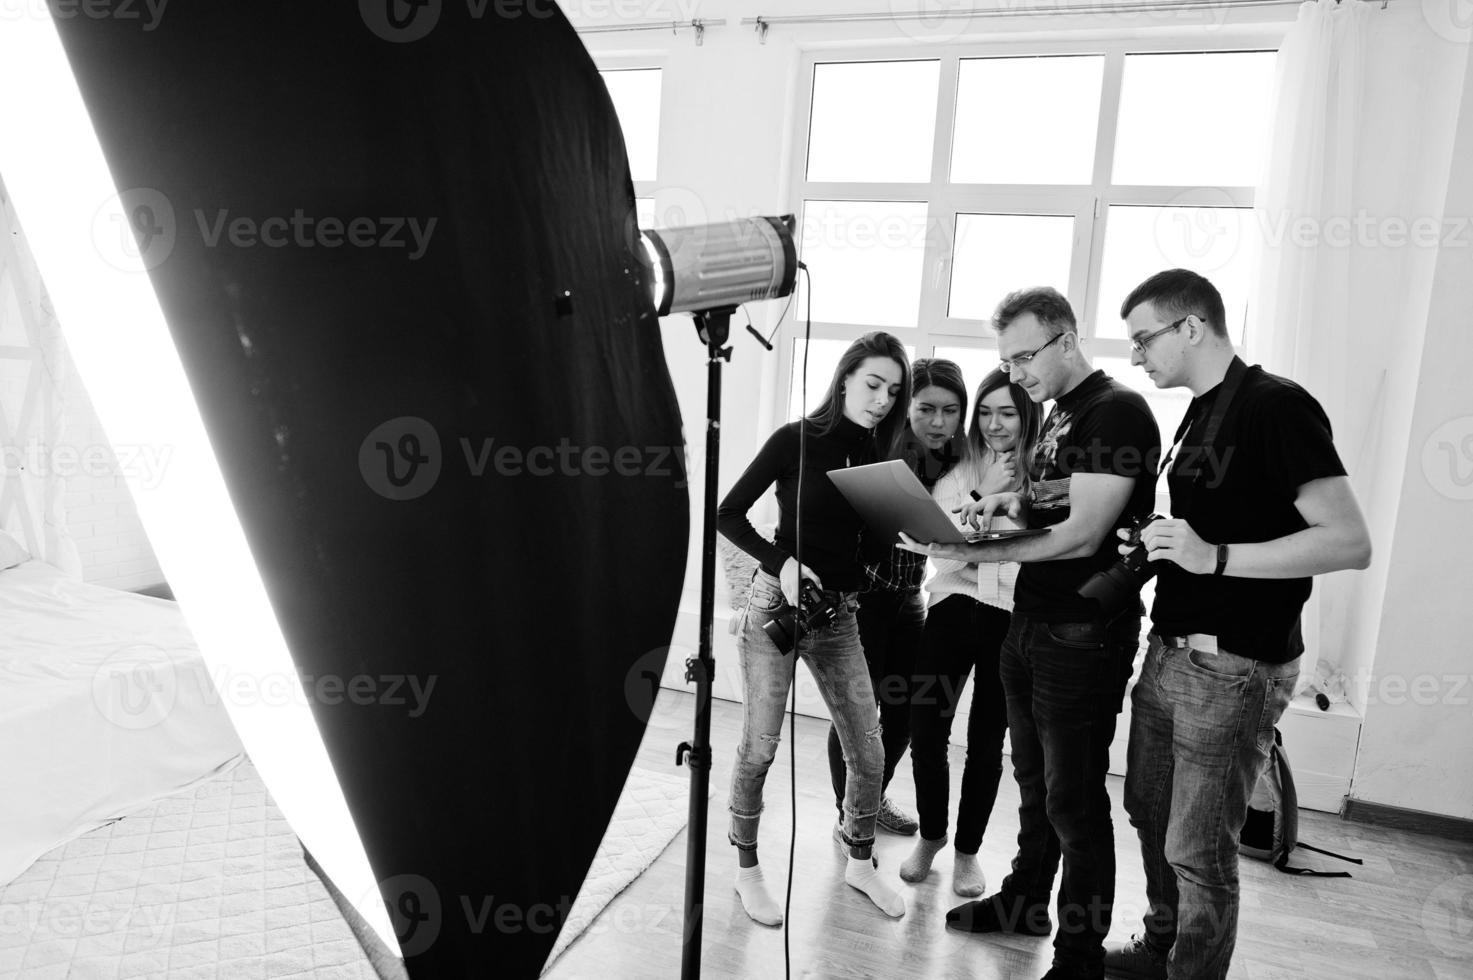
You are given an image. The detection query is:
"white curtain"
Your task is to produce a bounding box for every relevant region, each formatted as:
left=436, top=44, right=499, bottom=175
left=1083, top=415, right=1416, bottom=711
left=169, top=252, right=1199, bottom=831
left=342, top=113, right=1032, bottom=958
left=1247, top=0, right=1373, bottom=684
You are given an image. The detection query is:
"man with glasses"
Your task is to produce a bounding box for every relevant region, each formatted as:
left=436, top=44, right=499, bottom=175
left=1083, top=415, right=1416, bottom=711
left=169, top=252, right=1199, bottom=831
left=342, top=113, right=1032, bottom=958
left=903, top=286, right=1160, bottom=980
left=1106, top=269, right=1372, bottom=980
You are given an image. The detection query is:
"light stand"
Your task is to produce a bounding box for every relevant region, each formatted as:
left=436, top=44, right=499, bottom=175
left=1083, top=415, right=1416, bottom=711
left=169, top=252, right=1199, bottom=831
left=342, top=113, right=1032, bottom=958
left=642, top=215, right=795, bottom=980
left=675, top=304, right=735, bottom=980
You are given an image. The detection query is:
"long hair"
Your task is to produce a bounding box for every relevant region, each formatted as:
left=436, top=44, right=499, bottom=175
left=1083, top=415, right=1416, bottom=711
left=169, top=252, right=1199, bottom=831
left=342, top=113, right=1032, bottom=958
left=805, top=331, right=911, bottom=455
left=962, top=367, right=1041, bottom=494
left=904, top=357, right=968, bottom=477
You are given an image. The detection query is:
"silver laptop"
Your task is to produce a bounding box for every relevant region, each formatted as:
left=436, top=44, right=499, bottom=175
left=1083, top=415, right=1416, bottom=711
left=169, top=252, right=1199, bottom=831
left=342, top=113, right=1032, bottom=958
left=828, top=459, right=1049, bottom=546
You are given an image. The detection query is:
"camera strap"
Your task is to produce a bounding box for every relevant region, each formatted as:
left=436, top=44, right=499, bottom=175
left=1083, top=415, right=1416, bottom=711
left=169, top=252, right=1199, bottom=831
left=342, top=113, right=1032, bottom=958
left=1161, top=355, right=1250, bottom=483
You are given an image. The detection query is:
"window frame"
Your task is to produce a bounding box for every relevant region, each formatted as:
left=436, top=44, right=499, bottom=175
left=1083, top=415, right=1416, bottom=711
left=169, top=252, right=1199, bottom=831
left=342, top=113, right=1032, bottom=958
left=782, top=32, right=1287, bottom=413
left=594, top=56, right=667, bottom=204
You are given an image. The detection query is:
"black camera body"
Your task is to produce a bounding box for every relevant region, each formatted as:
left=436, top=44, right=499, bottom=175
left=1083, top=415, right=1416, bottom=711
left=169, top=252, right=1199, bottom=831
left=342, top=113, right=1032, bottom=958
left=761, top=579, right=839, bottom=655
left=1077, top=513, right=1165, bottom=618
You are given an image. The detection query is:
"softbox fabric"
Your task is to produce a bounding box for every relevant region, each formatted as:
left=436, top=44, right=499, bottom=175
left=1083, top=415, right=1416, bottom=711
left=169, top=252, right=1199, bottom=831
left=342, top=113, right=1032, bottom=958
left=52, top=4, right=688, bottom=976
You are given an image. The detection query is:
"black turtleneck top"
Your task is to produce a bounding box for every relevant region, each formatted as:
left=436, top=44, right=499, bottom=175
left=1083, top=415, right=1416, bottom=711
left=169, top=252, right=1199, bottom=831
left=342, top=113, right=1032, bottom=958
left=717, top=415, right=880, bottom=593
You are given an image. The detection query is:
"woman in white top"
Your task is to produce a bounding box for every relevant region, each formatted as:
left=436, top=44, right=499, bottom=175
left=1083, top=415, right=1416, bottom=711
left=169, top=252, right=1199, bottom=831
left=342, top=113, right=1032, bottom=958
left=899, top=367, right=1041, bottom=898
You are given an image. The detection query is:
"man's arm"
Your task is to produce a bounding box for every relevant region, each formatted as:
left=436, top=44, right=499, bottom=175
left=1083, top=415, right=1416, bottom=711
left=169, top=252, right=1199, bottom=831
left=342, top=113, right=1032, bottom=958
left=906, top=471, right=1136, bottom=564
left=1132, top=475, right=1372, bottom=577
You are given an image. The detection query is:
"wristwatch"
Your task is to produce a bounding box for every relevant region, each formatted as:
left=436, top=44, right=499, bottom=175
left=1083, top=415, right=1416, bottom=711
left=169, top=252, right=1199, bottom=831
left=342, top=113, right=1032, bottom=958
left=1214, top=543, right=1229, bottom=576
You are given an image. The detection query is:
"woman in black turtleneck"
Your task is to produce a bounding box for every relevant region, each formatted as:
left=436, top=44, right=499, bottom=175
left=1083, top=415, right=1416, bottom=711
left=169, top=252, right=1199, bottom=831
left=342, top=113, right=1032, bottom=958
left=716, top=331, right=911, bottom=924
left=825, top=358, right=970, bottom=841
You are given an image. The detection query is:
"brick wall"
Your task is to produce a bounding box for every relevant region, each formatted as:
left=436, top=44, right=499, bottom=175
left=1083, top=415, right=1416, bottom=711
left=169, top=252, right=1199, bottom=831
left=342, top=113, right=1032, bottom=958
left=59, top=378, right=165, bottom=592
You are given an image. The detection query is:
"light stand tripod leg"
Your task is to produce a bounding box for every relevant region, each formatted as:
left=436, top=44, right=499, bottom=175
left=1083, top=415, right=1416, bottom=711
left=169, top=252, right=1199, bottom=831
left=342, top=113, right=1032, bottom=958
left=676, top=307, right=734, bottom=980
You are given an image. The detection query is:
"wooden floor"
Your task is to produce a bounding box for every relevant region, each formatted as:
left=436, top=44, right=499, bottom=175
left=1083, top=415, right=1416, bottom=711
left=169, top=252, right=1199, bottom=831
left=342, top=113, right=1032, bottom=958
left=546, top=689, right=1473, bottom=980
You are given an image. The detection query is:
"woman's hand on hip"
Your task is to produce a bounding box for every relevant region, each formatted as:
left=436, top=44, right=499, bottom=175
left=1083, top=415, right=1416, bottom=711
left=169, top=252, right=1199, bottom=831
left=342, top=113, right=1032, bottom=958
left=779, top=557, right=823, bottom=607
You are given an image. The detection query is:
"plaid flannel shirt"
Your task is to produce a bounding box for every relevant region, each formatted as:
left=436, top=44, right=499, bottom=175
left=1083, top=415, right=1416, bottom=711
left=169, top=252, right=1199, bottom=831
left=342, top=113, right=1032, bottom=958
left=862, top=545, right=926, bottom=594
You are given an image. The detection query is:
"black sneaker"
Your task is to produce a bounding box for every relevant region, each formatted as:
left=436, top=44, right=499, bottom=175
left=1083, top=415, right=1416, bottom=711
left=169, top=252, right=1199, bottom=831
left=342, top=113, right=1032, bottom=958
left=1040, top=967, right=1102, bottom=980
left=876, top=796, right=919, bottom=836
left=1040, top=966, right=1103, bottom=980
left=1103, top=934, right=1169, bottom=980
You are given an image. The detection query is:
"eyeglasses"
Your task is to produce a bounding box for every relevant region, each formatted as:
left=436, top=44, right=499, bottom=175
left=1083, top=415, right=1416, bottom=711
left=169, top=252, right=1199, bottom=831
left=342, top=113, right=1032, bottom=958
left=998, top=331, right=1067, bottom=373
left=1129, top=316, right=1192, bottom=355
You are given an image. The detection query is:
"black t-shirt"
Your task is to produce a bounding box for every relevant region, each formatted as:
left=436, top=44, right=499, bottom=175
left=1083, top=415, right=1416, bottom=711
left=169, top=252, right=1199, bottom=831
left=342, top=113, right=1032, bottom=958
left=1015, top=370, right=1161, bottom=623
left=716, top=415, right=880, bottom=593
left=1152, top=361, right=1347, bottom=662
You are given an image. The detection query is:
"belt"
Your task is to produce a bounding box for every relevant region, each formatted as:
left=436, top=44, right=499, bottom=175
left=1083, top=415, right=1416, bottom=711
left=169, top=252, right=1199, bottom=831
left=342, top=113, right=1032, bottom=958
left=1157, top=632, right=1219, bottom=655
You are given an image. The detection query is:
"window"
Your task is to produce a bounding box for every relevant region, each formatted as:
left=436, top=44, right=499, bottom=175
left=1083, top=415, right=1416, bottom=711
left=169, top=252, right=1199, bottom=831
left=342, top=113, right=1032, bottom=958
left=786, top=41, right=1279, bottom=428
left=807, top=61, right=940, bottom=183
left=950, top=55, right=1105, bottom=186
left=599, top=68, right=662, bottom=184
left=599, top=67, right=663, bottom=232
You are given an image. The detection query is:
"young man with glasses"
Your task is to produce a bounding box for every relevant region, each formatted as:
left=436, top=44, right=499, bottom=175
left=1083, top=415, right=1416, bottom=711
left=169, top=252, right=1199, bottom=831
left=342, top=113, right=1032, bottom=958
left=1106, top=269, right=1372, bottom=980
left=902, top=286, right=1160, bottom=980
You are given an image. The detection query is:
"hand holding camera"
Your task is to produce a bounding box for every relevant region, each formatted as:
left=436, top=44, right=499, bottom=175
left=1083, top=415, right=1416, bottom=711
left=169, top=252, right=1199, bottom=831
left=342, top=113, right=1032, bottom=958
left=1115, top=516, right=1216, bottom=575
left=1078, top=513, right=1165, bottom=618
left=761, top=575, right=840, bottom=656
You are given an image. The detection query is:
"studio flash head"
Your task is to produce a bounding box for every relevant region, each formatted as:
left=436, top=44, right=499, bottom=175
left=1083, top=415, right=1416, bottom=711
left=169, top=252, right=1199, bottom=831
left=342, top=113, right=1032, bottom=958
left=641, top=215, right=798, bottom=317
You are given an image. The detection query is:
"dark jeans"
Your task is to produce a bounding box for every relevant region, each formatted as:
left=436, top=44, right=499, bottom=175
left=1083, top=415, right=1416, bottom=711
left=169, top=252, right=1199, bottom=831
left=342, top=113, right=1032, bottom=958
left=908, top=594, right=1012, bottom=853
left=827, top=587, right=925, bottom=809
left=1124, top=634, right=1299, bottom=980
left=998, top=612, right=1140, bottom=974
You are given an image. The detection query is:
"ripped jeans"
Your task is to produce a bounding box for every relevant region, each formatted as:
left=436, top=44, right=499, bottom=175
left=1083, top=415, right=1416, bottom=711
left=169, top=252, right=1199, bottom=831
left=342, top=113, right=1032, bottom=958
left=729, top=568, right=883, bottom=852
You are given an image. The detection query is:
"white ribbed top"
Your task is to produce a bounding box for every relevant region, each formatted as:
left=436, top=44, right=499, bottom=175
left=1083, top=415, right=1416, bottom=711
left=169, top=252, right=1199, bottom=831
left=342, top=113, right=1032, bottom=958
left=923, top=456, right=1021, bottom=613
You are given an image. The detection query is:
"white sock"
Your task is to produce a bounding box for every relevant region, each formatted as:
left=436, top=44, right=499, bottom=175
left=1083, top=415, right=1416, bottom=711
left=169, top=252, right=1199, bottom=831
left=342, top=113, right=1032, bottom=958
left=900, top=834, right=947, bottom=883
left=846, top=856, right=906, bottom=918
left=952, top=851, right=986, bottom=897
left=734, top=865, right=783, bottom=926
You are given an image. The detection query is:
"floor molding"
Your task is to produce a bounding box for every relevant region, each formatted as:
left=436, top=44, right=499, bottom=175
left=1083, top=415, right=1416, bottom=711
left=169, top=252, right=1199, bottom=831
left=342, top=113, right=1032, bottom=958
left=1342, top=798, right=1473, bottom=842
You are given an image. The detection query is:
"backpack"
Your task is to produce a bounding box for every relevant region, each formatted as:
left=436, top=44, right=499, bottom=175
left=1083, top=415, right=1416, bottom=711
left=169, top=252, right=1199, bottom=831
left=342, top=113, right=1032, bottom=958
left=1239, top=728, right=1363, bottom=877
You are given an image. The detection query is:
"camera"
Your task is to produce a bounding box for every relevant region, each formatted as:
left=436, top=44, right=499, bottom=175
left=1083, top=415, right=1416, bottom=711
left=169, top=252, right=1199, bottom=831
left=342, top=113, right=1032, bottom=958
left=761, top=579, right=839, bottom=655
left=1077, top=513, right=1165, bottom=619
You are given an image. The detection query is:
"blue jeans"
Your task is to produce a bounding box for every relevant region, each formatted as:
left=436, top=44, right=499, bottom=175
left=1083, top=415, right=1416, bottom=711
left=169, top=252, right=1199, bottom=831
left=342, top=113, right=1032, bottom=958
left=998, top=612, right=1140, bottom=973
left=1123, top=633, right=1300, bottom=980
left=826, top=586, right=925, bottom=809
left=729, top=569, right=883, bottom=852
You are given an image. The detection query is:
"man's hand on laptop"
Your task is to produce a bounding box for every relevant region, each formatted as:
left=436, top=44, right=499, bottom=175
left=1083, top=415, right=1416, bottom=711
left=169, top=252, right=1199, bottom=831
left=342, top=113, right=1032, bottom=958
left=955, top=491, right=1026, bottom=531
left=897, top=531, right=973, bottom=561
